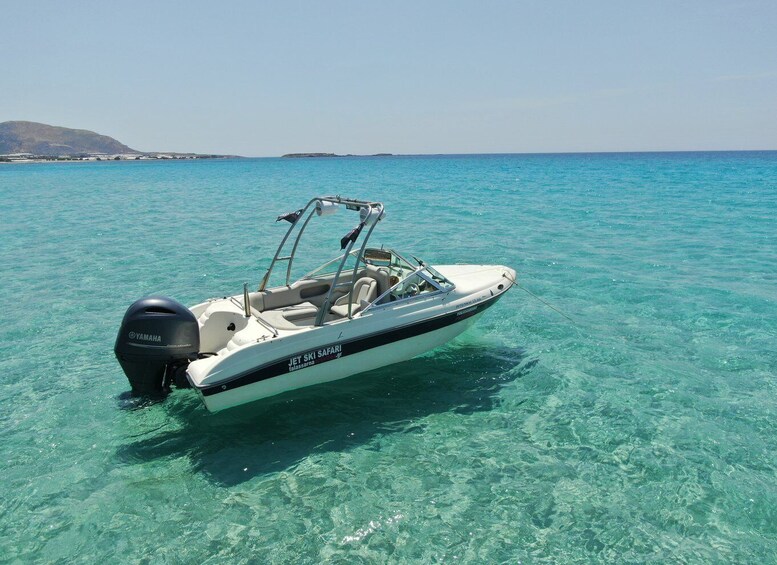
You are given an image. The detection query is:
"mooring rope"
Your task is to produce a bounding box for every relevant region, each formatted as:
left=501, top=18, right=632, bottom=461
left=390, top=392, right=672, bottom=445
left=503, top=272, right=576, bottom=324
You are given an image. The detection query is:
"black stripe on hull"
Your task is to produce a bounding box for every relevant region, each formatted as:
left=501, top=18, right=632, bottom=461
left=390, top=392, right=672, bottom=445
left=199, top=291, right=505, bottom=397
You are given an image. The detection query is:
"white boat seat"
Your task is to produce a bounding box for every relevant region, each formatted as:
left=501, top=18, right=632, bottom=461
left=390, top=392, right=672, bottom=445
left=330, top=277, right=377, bottom=317
left=279, top=301, right=318, bottom=321
left=365, top=265, right=391, bottom=303
left=248, top=301, right=318, bottom=332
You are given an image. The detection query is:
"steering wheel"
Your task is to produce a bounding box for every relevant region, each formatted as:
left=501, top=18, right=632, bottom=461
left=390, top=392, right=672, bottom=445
left=403, top=283, right=420, bottom=298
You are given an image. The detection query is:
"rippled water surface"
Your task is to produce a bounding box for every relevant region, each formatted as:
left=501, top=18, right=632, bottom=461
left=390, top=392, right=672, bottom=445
left=1, top=153, right=776, bottom=563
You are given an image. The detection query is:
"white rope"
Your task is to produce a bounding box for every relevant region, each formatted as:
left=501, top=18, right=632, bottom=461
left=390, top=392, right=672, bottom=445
left=503, top=272, right=576, bottom=324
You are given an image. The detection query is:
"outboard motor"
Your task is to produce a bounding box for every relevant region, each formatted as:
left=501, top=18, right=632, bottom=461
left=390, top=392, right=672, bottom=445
left=114, top=296, right=200, bottom=394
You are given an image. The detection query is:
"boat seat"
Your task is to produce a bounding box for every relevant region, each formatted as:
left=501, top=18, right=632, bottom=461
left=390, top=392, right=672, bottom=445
left=330, top=277, right=377, bottom=317
left=278, top=301, right=318, bottom=320
left=365, top=265, right=391, bottom=303
left=259, top=311, right=314, bottom=330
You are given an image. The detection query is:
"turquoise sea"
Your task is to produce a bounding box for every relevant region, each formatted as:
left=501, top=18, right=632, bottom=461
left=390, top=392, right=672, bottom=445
left=1, top=152, right=776, bottom=563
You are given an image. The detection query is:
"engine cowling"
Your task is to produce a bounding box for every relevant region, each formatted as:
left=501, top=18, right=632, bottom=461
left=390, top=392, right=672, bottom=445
left=114, top=296, right=200, bottom=394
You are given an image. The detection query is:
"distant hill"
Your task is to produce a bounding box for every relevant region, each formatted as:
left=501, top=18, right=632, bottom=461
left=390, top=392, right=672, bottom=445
left=0, top=121, right=139, bottom=156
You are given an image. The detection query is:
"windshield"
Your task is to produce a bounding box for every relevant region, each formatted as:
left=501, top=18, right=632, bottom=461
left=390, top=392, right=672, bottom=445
left=358, top=248, right=455, bottom=308
left=423, top=264, right=454, bottom=291
left=301, top=247, right=453, bottom=295
left=375, top=249, right=454, bottom=291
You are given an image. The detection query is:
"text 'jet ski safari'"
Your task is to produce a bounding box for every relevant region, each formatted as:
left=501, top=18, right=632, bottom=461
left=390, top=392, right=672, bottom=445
left=115, top=196, right=516, bottom=413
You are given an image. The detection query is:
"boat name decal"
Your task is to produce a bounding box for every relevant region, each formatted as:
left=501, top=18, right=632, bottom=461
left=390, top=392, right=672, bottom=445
left=288, top=344, right=343, bottom=372
left=456, top=306, right=478, bottom=316
left=456, top=294, right=489, bottom=316
left=458, top=295, right=487, bottom=309
left=128, top=331, right=162, bottom=343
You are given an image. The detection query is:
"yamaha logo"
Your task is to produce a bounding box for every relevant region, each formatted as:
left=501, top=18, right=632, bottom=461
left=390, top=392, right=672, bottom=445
left=128, top=331, right=162, bottom=343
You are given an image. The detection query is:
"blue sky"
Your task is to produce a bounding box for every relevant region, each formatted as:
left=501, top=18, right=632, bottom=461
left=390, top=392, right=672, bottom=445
left=2, top=1, right=776, bottom=155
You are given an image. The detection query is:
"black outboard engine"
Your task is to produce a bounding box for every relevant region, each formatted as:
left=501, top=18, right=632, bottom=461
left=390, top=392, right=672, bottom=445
left=114, top=296, right=200, bottom=394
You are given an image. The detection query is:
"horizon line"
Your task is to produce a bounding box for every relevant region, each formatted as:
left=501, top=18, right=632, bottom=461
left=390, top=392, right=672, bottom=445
left=249, top=148, right=777, bottom=159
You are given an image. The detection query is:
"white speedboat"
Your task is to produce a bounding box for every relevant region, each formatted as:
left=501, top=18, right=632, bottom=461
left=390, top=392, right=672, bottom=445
left=115, top=196, right=516, bottom=412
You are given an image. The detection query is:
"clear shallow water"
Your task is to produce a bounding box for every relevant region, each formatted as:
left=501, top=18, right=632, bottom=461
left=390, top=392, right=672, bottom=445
left=1, top=152, right=776, bottom=563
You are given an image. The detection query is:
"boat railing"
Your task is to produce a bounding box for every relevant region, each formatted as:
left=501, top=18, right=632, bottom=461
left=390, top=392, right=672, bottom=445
left=228, top=295, right=280, bottom=337
left=254, top=314, right=280, bottom=337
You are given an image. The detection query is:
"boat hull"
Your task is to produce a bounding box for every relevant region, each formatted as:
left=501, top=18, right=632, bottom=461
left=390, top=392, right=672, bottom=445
left=194, top=296, right=499, bottom=412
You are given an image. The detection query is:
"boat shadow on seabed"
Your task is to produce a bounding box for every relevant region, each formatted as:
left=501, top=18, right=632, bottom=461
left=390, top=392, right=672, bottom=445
left=115, top=343, right=538, bottom=486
